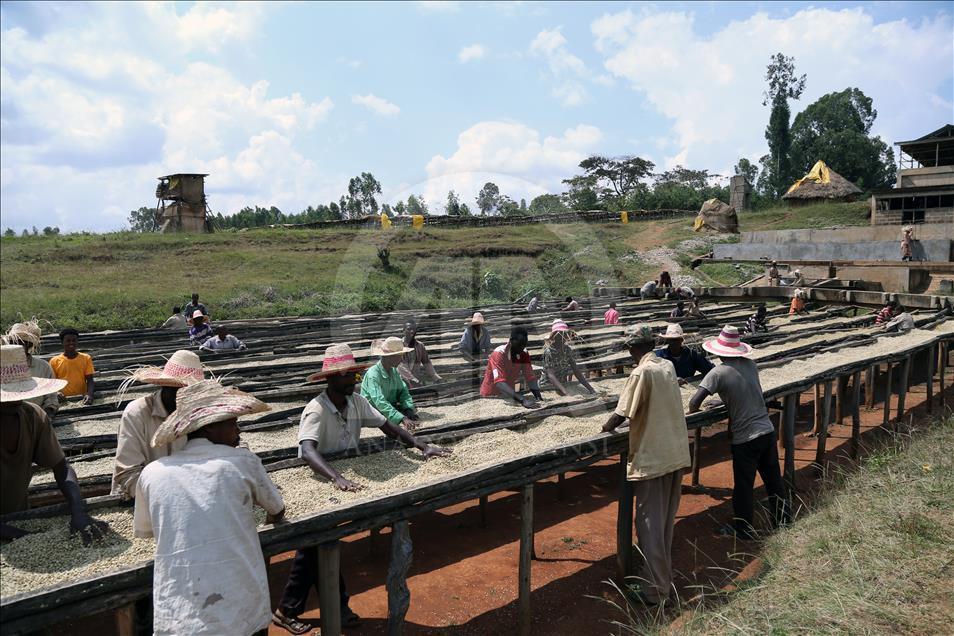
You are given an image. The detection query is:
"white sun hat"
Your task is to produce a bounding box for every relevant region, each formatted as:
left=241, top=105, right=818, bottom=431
left=370, top=336, right=414, bottom=357
left=0, top=344, right=67, bottom=402
left=660, top=323, right=685, bottom=339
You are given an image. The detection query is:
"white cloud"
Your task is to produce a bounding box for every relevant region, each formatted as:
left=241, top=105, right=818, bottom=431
left=336, top=56, right=362, bottom=68
left=458, top=44, right=487, bottom=63
left=416, top=1, right=459, bottom=13
left=351, top=93, right=401, bottom=116
left=591, top=7, right=954, bottom=173
left=529, top=27, right=588, bottom=106
left=420, top=121, right=603, bottom=212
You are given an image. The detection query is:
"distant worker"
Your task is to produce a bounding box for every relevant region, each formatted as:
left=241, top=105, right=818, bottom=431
left=659, top=271, right=673, bottom=290
left=361, top=336, right=422, bottom=432
left=459, top=312, right=492, bottom=362
left=883, top=306, right=914, bottom=333
left=767, top=261, right=780, bottom=286
left=50, top=328, right=95, bottom=405
left=874, top=300, right=898, bottom=326
left=745, top=304, right=770, bottom=333
left=398, top=318, right=443, bottom=387
left=688, top=298, right=706, bottom=319
left=640, top=280, right=658, bottom=300
left=542, top=320, right=595, bottom=396
left=604, top=302, right=620, bottom=325
left=4, top=319, right=58, bottom=418
left=670, top=301, right=686, bottom=319
left=188, top=311, right=213, bottom=345
left=564, top=296, right=580, bottom=311
left=900, top=226, right=913, bottom=262
left=200, top=325, right=247, bottom=352
left=784, top=269, right=804, bottom=287
left=789, top=289, right=807, bottom=315
left=160, top=306, right=188, bottom=330
left=183, top=293, right=209, bottom=325
left=526, top=296, right=541, bottom=313
left=601, top=325, right=690, bottom=607
left=480, top=325, right=543, bottom=409
left=654, top=323, right=714, bottom=384
left=674, top=286, right=695, bottom=300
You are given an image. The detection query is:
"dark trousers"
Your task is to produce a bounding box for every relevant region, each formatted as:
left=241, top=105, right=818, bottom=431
left=731, top=432, right=787, bottom=538
left=278, top=547, right=350, bottom=618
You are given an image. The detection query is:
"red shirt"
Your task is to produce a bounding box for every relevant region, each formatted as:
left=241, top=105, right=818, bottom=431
left=479, top=345, right=537, bottom=397
left=603, top=308, right=620, bottom=325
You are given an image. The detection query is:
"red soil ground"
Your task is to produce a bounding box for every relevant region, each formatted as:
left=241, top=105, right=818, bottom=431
left=60, top=377, right=952, bottom=635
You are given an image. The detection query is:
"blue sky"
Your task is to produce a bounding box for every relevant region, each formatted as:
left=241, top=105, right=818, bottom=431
left=1, top=1, right=951, bottom=231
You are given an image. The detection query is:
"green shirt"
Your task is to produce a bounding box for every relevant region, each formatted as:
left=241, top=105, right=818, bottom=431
left=360, top=361, right=416, bottom=425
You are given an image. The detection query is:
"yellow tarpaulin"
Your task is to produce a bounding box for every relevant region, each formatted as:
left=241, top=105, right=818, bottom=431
left=693, top=215, right=705, bottom=231
left=785, top=160, right=831, bottom=195
left=380, top=213, right=392, bottom=229
left=620, top=211, right=629, bottom=224
left=412, top=215, right=424, bottom=229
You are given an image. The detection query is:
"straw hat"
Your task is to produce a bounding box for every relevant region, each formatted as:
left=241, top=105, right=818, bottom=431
left=466, top=312, right=486, bottom=325
left=660, top=323, right=685, bottom=340
left=546, top=319, right=575, bottom=341
left=370, top=336, right=414, bottom=357
left=5, top=319, right=43, bottom=354
left=128, top=350, right=206, bottom=388
left=622, top=325, right=656, bottom=347
left=191, top=310, right=206, bottom=321
left=702, top=325, right=752, bottom=358
left=151, top=380, right=269, bottom=447
left=307, top=343, right=370, bottom=381
left=0, top=344, right=67, bottom=402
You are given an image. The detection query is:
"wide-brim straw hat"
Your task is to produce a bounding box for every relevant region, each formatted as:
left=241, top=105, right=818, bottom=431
left=622, top=325, right=656, bottom=347
left=702, top=325, right=753, bottom=357
left=151, top=380, right=269, bottom=447
left=191, top=310, right=206, bottom=321
left=5, top=319, right=43, bottom=354
left=128, top=350, right=206, bottom=388
left=546, top=319, right=576, bottom=341
left=0, top=344, right=67, bottom=402
left=660, top=323, right=685, bottom=339
left=307, top=343, right=371, bottom=382
left=466, top=312, right=486, bottom=325
left=370, top=336, right=414, bottom=357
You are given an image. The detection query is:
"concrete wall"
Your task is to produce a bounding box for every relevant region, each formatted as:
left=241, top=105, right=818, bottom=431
left=740, top=223, right=954, bottom=244
left=714, top=239, right=953, bottom=262
left=898, top=165, right=954, bottom=188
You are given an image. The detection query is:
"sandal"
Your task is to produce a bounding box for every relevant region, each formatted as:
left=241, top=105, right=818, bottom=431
left=273, top=609, right=312, bottom=635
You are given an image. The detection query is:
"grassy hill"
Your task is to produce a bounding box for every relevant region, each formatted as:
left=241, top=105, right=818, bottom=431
left=0, top=202, right=869, bottom=331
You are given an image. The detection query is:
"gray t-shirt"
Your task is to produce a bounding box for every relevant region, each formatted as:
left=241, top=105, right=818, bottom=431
left=699, top=357, right=774, bottom=445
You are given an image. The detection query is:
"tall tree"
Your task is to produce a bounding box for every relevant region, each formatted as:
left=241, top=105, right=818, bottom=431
left=476, top=182, right=500, bottom=215
left=789, top=88, right=895, bottom=189
left=346, top=172, right=382, bottom=216
left=734, top=158, right=759, bottom=186
left=563, top=155, right=654, bottom=207
left=528, top=193, right=566, bottom=215
left=762, top=53, right=806, bottom=198
left=445, top=190, right=461, bottom=216
left=128, top=207, right=162, bottom=232
left=458, top=202, right=473, bottom=216
left=407, top=194, right=428, bottom=216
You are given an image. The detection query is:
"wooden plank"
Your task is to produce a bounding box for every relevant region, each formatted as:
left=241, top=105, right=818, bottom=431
left=690, top=427, right=702, bottom=487
left=865, top=365, right=876, bottom=408
left=941, top=343, right=947, bottom=407
left=782, top=394, right=797, bottom=492
left=850, top=371, right=862, bottom=460
left=835, top=375, right=846, bottom=425
left=518, top=484, right=534, bottom=636
left=386, top=521, right=412, bottom=636
left=615, top=453, right=633, bottom=582
left=317, top=542, right=341, bottom=636
left=926, top=344, right=935, bottom=414
left=813, top=383, right=822, bottom=434
left=896, top=355, right=911, bottom=423
left=814, top=380, right=833, bottom=471
left=883, top=363, right=893, bottom=428
left=114, top=603, right=135, bottom=636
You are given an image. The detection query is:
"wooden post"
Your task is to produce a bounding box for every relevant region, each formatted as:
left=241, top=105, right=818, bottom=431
left=387, top=521, right=413, bottom=636
left=370, top=525, right=381, bottom=556
left=940, top=343, right=947, bottom=407
left=782, top=394, right=797, bottom=494
left=883, top=363, right=893, bottom=428
left=835, top=375, right=846, bottom=425
left=478, top=495, right=488, bottom=527
left=557, top=472, right=566, bottom=501
left=814, top=380, right=833, bottom=471
left=926, top=345, right=935, bottom=414
left=115, top=604, right=135, bottom=636
left=616, top=452, right=633, bottom=582
left=865, top=365, right=876, bottom=409
left=812, top=383, right=822, bottom=435
left=318, top=542, right=342, bottom=636
left=896, top=355, right=911, bottom=423
left=690, top=427, right=703, bottom=487
left=850, top=370, right=862, bottom=459
left=519, top=484, right=534, bottom=636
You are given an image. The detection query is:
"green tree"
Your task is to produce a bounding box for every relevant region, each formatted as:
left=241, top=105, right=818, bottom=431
left=128, top=207, right=162, bottom=232
left=393, top=200, right=407, bottom=216
left=497, top=195, right=521, bottom=216
left=459, top=202, right=473, bottom=216
left=564, top=155, right=654, bottom=207
left=345, top=172, right=382, bottom=216
left=42, top=226, right=60, bottom=236
left=762, top=53, right=806, bottom=197
left=734, top=158, right=759, bottom=186
left=789, top=88, right=895, bottom=189
left=4, top=228, right=15, bottom=237
left=476, top=182, right=500, bottom=215
left=407, top=194, right=428, bottom=216
left=529, top=193, right=566, bottom=215
left=445, top=190, right=461, bottom=216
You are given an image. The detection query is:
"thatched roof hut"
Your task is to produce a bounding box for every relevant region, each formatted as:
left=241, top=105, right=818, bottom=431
left=782, top=160, right=862, bottom=206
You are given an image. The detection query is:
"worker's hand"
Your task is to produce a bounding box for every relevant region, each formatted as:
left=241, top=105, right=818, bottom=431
left=266, top=508, right=287, bottom=525
left=82, top=395, right=94, bottom=406
left=1, top=522, right=32, bottom=541
left=333, top=475, right=362, bottom=492
left=403, top=418, right=420, bottom=434
left=70, top=513, right=109, bottom=546
left=422, top=445, right=452, bottom=460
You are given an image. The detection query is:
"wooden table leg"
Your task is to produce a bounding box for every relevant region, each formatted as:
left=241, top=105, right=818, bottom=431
left=519, top=484, right=534, bottom=636
left=865, top=365, right=876, bottom=409
left=557, top=472, right=566, bottom=501
left=478, top=495, right=488, bottom=527
left=896, top=355, right=911, bottom=424
left=782, top=394, right=797, bottom=494
left=835, top=375, right=846, bottom=425
left=883, top=363, right=893, bottom=428
left=812, top=383, right=822, bottom=435
left=850, top=370, right=862, bottom=459
left=940, top=343, right=947, bottom=407
left=115, top=603, right=135, bottom=636
left=814, top=380, right=833, bottom=472
left=616, top=453, right=633, bottom=582
left=318, top=541, right=342, bottom=636
left=690, top=427, right=702, bottom=487
left=387, top=521, right=413, bottom=636
left=926, top=345, right=935, bottom=414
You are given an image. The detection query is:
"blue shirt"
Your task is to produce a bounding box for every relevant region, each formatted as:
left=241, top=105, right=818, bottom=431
left=654, top=346, right=714, bottom=380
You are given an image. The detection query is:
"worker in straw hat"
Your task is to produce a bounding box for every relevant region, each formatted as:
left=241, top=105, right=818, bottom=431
left=361, top=335, right=423, bottom=432
left=479, top=324, right=544, bottom=409
left=542, top=319, right=595, bottom=396
left=789, top=288, right=808, bottom=315
left=134, top=380, right=285, bottom=636
left=3, top=318, right=59, bottom=417
left=1, top=344, right=110, bottom=543
left=688, top=326, right=787, bottom=541
left=273, top=343, right=451, bottom=634
left=458, top=311, right=492, bottom=361
left=397, top=317, right=443, bottom=387
left=654, top=323, right=714, bottom=384
left=188, top=311, right=214, bottom=345
left=601, top=325, right=690, bottom=607
left=111, top=350, right=207, bottom=499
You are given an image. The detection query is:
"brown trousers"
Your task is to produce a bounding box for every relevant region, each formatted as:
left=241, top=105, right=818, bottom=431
left=632, top=468, right=684, bottom=603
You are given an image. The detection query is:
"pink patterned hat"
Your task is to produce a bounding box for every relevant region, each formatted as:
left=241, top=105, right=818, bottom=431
left=307, top=343, right=370, bottom=382
left=129, top=350, right=206, bottom=388
left=702, top=325, right=753, bottom=357
left=0, top=344, right=67, bottom=402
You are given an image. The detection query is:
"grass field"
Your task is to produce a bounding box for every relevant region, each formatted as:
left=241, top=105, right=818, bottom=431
left=0, top=202, right=869, bottom=331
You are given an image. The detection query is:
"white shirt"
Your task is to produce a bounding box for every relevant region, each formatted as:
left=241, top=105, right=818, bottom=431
left=111, top=390, right=187, bottom=499
left=298, top=391, right=387, bottom=454
left=134, top=438, right=285, bottom=636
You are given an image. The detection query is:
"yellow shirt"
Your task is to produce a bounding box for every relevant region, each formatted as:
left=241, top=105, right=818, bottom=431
left=614, top=352, right=691, bottom=481
left=49, top=352, right=94, bottom=396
